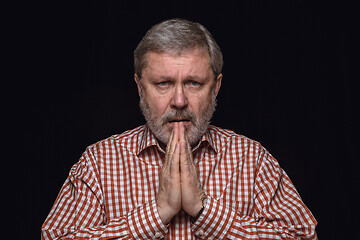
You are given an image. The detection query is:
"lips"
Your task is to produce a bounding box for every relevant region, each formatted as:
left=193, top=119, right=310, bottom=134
left=168, top=119, right=190, bottom=123
left=161, top=110, right=195, bottom=126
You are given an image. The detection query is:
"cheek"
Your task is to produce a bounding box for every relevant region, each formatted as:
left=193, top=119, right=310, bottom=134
left=189, top=94, right=210, bottom=114
left=146, top=94, right=170, bottom=115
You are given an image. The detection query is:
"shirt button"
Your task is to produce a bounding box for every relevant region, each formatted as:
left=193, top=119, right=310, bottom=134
left=198, top=229, right=204, bottom=235
left=155, top=231, right=162, bottom=238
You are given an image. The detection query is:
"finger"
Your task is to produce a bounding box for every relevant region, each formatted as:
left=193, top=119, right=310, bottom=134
left=171, top=123, right=179, bottom=153
left=184, top=131, right=192, bottom=160
left=168, top=125, right=179, bottom=154
left=165, top=123, right=179, bottom=168
left=179, top=141, right=190, bottom=168
left=180, top=141, right=195, bottom=179
left=179, top=122, right=194, bottom=170
left=178, top=122, right=185, bottom=144
left=181, top=129, right=193, bottom=164
left=166, top=127, right=175, bottom=154
left=170, top=142, right=180, bottom=174
left=180, top=139, right=198, bottom=178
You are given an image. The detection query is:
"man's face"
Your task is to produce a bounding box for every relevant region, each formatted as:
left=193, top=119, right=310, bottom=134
left=135, top=48, right=222, bottom=146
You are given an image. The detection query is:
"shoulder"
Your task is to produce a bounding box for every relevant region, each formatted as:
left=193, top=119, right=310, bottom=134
left=86, top=125, right=145, bottom=151
left=72, top=126, right=147, bottom=169
left=208, top=125, right=264, bottom=153
left=208, top=125, right=278, bottom=167
left=68, top=126, right=145, bottom=179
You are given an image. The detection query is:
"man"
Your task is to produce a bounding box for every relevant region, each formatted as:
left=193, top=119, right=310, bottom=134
left=42, top=19, right=317, bottom=239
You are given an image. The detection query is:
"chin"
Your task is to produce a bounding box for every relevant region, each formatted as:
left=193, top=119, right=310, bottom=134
left=150, top=122, right=207, bottom=147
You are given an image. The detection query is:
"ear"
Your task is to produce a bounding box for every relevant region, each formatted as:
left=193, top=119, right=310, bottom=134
left=214, top=73, right=222, bottom=97
left=134, top=74, right=142, bottom=97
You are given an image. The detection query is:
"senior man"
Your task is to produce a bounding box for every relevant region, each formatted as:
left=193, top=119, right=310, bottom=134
left=42, top=19, right=317, bottom=239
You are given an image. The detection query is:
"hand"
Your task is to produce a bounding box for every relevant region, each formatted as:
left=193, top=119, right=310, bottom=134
left=156, top=122, right=206, bottom=224
left=156, top=124, right=182, bottom=224
left=178, top=123, right=206, bottom=217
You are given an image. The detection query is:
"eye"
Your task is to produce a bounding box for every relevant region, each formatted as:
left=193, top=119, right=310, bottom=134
left=156, top=81, right=169, bottom=88
left=188, top=81, right=201, bottom=87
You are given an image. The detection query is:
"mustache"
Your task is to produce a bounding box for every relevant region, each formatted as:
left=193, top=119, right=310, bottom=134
left=161, top=109, right=195, bottom=125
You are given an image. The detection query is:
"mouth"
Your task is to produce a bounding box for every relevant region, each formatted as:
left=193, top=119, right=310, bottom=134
left=168, top=119, right=191, bottom=124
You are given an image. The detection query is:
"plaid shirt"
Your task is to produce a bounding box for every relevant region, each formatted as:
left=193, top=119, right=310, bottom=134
left=42, top=125, right=317, bottom=239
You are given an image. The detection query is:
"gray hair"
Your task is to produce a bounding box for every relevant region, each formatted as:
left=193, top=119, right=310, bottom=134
left=134, top=18, right=223, bottom=79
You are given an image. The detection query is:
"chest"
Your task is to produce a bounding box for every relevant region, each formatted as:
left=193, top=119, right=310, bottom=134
left=99, top=146, right=256, bottom=221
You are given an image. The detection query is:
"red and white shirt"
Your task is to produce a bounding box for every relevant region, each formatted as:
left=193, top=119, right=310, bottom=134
left=42, top=125, right=317, bottom=239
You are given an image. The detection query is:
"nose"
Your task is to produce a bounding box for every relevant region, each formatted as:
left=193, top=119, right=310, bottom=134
left=170, top=84, right=188, bottom=110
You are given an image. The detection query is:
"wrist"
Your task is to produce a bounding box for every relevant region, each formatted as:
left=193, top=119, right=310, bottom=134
left=190, top=195, right=207, bottom=223
left=156, top=201, right=178, bottom=225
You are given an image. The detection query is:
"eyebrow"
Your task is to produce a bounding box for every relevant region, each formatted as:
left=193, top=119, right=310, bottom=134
left=157, top=75, right=203, bottom=81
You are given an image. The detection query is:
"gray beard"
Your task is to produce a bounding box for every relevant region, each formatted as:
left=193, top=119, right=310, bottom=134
left=139, top=94, right=217, bottom=146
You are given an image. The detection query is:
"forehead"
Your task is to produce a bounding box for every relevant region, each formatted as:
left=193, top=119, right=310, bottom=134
left=143, top=49, right=212, bottom=78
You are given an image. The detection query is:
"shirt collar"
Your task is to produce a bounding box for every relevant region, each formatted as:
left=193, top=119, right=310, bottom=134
left=137, top=125, right=220, bottom=156
left=202, top=125, right=221, bottom=154
left=136, top=125, right=161, bottom=156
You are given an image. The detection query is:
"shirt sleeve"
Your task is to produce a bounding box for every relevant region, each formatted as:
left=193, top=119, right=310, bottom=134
left=191, top=149, right=317, bottom=240
left=41, top=148, right=168, bottom=240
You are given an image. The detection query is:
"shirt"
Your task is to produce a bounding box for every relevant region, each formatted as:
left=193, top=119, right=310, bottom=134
left=41, top=125, right=317, bottom=239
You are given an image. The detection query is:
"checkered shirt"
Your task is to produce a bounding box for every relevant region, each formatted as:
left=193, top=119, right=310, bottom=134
left=42, top=125, right=317, bottom=239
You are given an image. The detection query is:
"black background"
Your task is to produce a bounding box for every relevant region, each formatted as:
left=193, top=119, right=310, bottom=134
left=13, top=1, right=357, bottom=239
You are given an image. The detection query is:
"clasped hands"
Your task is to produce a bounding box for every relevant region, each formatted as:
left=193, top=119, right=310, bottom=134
left=156, top=122, right=206, bottom=224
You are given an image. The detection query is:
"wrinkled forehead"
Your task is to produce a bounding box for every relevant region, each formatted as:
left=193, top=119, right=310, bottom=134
left=141, top=47, right=211, bottom=75
left=142, top=49, right=213, bottom=80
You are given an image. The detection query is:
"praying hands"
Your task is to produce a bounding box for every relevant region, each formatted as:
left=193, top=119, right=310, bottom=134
left=156, top=122, right=207, bottom=224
